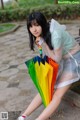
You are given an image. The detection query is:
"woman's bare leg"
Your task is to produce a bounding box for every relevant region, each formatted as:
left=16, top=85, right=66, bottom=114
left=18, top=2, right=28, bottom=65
left=36, top=85, right=71, bottom=120
left=35, top=72, right=75, bottom=120
left=22, top=93, right=42, bottom=116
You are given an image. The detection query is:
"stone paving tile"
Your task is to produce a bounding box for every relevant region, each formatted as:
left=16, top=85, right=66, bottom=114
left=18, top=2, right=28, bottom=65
left=0, top=64, right=10, bottom=72
left=0, top=81, right=9, bottom=90
left=8, top=111, right=21, bottom=120
left=0, top=68, right=19, bottom=77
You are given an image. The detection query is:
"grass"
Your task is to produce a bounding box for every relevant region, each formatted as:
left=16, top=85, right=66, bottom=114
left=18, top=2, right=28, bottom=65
left=0, top=23, right=16, bottom=33
left=3, top=0, right=80, bottom=10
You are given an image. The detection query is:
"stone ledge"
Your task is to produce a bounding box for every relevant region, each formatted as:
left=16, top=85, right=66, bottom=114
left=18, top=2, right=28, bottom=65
left=8, top=111, right=21, bottom=120
left=0, top=23, right=20, bottom=36
left=64, top=90, right=80, bottom=107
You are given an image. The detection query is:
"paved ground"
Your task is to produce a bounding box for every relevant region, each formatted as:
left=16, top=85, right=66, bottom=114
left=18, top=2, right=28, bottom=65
left=0, top=21, right=80, bottom=120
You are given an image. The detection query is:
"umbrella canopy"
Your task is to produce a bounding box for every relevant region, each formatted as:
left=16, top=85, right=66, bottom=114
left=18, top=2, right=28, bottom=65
left=48, top=58, right=59, bottom=98
left=25, top=55, right=59, bottom=107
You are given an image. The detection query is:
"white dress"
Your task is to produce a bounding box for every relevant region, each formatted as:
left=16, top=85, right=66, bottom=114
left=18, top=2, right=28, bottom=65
left=38, top=19, right=80, bottom=88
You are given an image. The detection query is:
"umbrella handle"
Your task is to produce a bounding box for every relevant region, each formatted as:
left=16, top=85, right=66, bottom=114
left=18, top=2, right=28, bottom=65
left=37, top=44, right=43, bottom=58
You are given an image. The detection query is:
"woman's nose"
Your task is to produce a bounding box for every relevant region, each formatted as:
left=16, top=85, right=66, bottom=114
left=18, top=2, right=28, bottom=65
left=32, top=26, right=37, bottom=32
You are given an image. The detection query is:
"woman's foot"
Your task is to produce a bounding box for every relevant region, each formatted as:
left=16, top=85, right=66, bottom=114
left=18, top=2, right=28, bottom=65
left=18, top=116, right=26, bottom=120
left=35, top=116, right=51, bottom=120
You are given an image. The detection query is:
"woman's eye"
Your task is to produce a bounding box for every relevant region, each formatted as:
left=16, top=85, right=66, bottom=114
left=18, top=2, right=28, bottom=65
left=30, top=26, right=32, bottom=29
left=34, top=23, right=39, bottom=26
left=36, top=24, right=39, bottom=26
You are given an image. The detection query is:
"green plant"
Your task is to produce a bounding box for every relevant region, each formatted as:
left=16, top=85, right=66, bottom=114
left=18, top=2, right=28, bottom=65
left=0, top=23, right=16, bottom=33
left=0, top=4, right=80, bottom=22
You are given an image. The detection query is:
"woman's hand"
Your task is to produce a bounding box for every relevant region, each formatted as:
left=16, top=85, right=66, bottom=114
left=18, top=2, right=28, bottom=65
left=35, top=37, right=63, bottom=63
left=35, top=37, right=41, bottom=46
left=35, top=37, right=44, bottom=47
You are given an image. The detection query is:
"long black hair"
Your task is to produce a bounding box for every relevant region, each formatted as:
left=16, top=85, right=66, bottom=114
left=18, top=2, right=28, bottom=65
left=27, top=11, right=53, bottom=50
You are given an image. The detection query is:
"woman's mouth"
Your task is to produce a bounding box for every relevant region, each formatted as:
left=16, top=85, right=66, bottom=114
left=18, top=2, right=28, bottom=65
left=34, top=32, right=38, bottom=35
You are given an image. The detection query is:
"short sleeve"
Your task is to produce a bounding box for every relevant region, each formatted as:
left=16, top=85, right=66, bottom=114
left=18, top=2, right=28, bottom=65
left=51, top=30, right=63, bottom=50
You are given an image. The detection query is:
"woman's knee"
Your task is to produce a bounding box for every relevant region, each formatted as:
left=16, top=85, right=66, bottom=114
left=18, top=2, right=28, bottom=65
left=53, top=85, right=71, bottom=101
left=53, top=92, right=63, bottom=101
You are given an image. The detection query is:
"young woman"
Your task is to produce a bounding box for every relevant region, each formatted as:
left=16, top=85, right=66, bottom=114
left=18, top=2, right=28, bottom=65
left=18, top=11, right=80, bottom=120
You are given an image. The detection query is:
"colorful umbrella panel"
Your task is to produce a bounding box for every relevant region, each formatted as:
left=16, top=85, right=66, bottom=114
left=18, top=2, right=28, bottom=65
left=25, top=55, right=59, bottom=107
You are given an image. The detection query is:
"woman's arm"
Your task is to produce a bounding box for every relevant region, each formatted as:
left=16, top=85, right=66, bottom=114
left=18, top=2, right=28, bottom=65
left=42, top=42, right=63, bottom=63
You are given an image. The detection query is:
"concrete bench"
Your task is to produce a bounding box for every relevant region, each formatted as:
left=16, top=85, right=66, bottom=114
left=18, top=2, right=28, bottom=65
left=75, top=28, right=80, bottom=44
left=71, top=35, right=80, bottom=96
left=75, top=36, right=80, bottom=45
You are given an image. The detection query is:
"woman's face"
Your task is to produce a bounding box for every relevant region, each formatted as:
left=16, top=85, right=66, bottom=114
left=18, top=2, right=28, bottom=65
left=29, top=21, right=42, bottom=38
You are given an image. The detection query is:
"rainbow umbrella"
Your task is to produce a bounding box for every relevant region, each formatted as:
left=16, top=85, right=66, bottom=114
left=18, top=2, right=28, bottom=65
left=48, top=57, right=59, bottom=98
left=25, top=55, right=59, bottom=107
